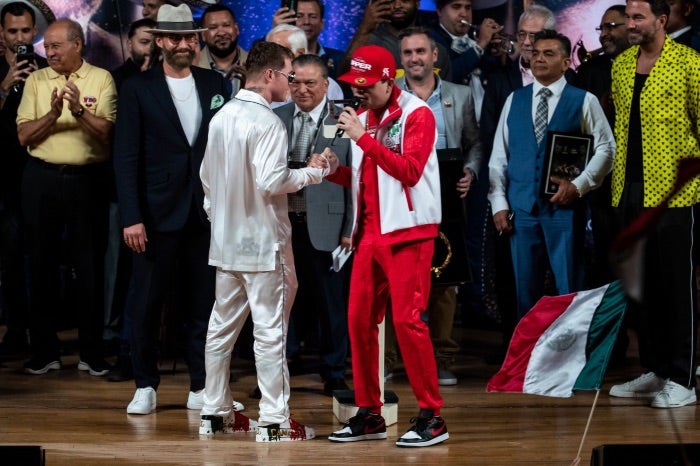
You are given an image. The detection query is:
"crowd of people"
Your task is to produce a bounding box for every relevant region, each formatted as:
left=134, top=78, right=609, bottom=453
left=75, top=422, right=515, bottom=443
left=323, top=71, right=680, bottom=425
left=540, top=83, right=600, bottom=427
left=1, top=0, right=699, bottom=448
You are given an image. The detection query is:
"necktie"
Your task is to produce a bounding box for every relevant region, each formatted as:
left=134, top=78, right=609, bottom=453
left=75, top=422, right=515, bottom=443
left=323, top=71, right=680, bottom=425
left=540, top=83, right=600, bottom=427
left=534, top=87, right=552, bottom=145
left=292, top=112, right=313, bottom=163
left=289, top=112, right=313, bottom=213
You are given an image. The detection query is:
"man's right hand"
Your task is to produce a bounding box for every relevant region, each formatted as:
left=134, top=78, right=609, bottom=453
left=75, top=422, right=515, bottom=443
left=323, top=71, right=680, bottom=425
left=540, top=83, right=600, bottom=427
left=359, top=0, right=392, bottom=32
left=124, top=223, right=148, bottom=253
left=272, top=7, right=297, bottom=27
left=1, top=55, right=37, bottom=95
left=476, top=18, right=502, bottom=51
left=307, top=148, right=339, bottom=175
left=492, top=209, right=513, bottom=236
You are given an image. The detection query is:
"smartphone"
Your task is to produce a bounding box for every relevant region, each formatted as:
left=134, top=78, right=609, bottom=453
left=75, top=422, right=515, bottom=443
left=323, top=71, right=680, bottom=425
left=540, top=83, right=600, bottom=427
left=281, top=0, right=298, bottom=12
left=371, top=0, right=392, bottom=19
left=16, top=44, right=34, bottom=71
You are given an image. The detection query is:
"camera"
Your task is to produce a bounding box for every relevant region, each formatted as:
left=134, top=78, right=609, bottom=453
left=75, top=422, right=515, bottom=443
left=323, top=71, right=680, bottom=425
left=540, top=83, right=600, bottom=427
left=16, top=44, right=34, bottom=71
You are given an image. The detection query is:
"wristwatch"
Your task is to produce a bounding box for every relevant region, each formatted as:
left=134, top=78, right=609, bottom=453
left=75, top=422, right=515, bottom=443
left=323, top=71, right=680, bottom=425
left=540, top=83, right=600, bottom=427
left=72, top=106, right=85, bottom=118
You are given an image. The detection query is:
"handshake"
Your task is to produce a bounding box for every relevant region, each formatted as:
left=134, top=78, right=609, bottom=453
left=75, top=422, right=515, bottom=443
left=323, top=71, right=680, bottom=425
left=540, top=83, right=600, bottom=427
left=307, top=147, right=339, bottom=176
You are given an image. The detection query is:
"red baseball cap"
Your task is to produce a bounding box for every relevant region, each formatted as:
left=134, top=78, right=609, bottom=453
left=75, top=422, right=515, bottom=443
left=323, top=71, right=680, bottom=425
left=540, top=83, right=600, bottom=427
left=338, top=45, right=397, bottom=88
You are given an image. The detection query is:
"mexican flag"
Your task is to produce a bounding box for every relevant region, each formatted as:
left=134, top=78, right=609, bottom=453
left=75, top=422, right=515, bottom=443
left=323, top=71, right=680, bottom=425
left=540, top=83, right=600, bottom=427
left=487, top=281, right=627, bottom=397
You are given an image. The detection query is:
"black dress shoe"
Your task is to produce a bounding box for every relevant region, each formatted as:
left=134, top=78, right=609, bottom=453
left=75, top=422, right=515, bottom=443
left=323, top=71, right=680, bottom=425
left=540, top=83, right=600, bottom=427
left=106, top=356, right=133, bottom=382
left=323, top=377, right=349, bottom=396
left=0, top=331, right=29, bottom=360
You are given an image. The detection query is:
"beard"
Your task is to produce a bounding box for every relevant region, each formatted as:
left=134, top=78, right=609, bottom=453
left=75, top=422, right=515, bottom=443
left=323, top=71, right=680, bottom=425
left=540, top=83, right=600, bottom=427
left=132, top=51, right=149, bottom=67
left=208, top=37, right=238, bottom=58
left=390, top=8, right=417, bottom=30
left=162, top=47, right=194, bottom=69
left=628, top=28, right=655, bottom=46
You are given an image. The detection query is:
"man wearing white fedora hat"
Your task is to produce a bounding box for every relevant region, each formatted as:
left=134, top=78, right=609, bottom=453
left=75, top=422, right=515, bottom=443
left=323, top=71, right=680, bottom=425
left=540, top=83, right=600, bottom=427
left=113, top=3, right=230, bottom=415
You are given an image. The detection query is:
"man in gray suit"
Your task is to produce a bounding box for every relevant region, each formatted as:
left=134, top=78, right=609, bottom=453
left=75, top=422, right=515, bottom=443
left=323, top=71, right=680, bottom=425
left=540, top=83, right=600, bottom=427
left=395, top=26, right=482, bottom=386
left=273, top=54, right=353, bottom=395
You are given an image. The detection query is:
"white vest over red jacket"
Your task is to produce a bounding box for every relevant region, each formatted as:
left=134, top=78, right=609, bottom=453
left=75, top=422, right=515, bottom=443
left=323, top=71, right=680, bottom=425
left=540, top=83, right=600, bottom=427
left=333, top=86, right=441, bottom=246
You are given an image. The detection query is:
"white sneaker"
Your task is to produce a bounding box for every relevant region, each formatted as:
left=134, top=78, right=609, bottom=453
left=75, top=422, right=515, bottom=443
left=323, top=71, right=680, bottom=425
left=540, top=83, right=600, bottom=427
left=127, top=387, right=156, bottom=414
left=256, top=418, right=315, bottom=442
left=187, top=390, right=245, bottom=411
left=438, top=369, right=458, bottom=386
left=609, top=372, right=666, bottom=398
left=199, top=411, right=257, bottom=436
left=650, top=381, right=697, bottom=408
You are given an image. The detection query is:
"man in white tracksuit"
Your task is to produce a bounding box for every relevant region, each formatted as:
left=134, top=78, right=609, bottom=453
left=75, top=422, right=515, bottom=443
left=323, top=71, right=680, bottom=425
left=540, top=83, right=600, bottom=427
left=198, top=41, right=330, bottom=442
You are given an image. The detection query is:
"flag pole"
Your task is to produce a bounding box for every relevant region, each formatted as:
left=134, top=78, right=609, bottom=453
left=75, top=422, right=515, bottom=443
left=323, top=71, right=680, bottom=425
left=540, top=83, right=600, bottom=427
left=570, top=389, right=601, bottom=465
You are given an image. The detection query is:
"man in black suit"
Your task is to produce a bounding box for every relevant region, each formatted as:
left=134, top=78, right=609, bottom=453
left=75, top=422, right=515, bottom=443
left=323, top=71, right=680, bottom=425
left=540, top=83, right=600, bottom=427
left=666, top=0, right=700, bottom=50
left=113, top=4, right=229, bottom=415
left=273, top=54, right=352, bottom=395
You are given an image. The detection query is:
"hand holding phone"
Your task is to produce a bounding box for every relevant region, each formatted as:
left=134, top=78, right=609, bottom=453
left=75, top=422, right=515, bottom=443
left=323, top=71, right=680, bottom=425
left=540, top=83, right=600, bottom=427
left=273, top=0, right=298, bottom=26
left=369, top=0, right=392, bottom=23
left=16, top=44, right=35, bottom=70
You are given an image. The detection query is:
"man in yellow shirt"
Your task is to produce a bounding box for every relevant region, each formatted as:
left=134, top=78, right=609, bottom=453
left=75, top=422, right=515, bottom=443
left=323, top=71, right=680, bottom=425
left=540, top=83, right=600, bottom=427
left=16, top=17, right=117, bottom=376
left=608, top=0, right=700, bottom=408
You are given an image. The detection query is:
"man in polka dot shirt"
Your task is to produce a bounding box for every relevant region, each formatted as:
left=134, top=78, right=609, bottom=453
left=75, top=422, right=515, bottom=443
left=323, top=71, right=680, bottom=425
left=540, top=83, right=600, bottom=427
left=608, top=0, right=700, bottom=409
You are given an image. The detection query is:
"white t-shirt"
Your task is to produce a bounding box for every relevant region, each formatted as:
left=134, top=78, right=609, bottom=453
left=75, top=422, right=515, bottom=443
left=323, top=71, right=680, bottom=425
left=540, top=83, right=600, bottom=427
left=166, top=74, right=202, bottom=146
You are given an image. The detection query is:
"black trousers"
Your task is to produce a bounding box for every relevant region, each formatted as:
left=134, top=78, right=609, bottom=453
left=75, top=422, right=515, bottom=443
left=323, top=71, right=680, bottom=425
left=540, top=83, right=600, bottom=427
left=21, top=158, right=109, bottom=361
left=0, top=201, right=29, bottom=341
left=618, top=182, right=698, bottom=387
left=288, top=217, right=349, bottom=380
left=128, top=206, right=214, bottom=391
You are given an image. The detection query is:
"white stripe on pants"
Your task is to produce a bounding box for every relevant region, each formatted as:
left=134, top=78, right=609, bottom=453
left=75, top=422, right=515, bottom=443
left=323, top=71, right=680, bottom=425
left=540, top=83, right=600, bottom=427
left=201, top=251, right=297, bottom=425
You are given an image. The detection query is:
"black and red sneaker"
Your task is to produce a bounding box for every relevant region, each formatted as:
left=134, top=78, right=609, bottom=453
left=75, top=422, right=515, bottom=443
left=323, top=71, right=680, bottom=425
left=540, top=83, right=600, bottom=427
left=328, top=411, right=387, bottom=442
left=395, top=415, right=449, bottom=447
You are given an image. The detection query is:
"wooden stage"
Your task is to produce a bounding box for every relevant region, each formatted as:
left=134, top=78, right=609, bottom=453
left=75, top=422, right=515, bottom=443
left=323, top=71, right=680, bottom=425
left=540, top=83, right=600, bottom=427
left=1, top=327, right=700, bottom=465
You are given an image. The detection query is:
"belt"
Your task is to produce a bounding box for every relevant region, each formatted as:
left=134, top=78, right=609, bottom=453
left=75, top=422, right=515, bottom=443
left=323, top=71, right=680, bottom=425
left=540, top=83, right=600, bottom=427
left=30, top=157, right=105, bottom=174
left=288, top=211, right=307, bottom=223
left=288, top=161, right=307, bottom=169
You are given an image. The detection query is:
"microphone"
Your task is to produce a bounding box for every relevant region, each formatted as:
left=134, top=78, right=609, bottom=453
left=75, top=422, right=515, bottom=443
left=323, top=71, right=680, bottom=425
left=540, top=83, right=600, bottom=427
left=331, top=97, right=361, bottom=145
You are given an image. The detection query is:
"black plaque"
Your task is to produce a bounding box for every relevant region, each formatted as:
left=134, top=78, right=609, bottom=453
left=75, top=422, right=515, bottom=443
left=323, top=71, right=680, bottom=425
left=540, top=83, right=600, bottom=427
left=542, top=132, right=593, bottom=196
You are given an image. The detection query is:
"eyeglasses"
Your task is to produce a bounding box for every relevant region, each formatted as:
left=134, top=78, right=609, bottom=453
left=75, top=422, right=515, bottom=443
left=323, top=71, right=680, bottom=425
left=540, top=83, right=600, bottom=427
left=273, top=69, right=296, bottom=83
left=595, top=22, right=624, bottom=33
left=290, top=79, right=320, bottom=89
left=163, top=34, right=198, bottom=45
left=517, top=31, right=538, bottom=42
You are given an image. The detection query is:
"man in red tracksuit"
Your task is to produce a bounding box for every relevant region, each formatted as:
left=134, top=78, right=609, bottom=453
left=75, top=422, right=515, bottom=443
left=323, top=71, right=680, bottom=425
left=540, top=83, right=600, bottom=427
left=320, top=45, right=448, bottom=448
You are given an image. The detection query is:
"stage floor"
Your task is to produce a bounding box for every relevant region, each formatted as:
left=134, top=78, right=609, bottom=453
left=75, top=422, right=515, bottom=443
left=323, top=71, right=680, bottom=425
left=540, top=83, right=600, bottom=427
left=1, top=327, right=699, bottom=465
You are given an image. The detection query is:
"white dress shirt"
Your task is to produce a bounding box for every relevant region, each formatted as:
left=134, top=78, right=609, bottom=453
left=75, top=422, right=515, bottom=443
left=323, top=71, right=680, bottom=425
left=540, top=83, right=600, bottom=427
left=488, top=75, right=616, bottom=214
